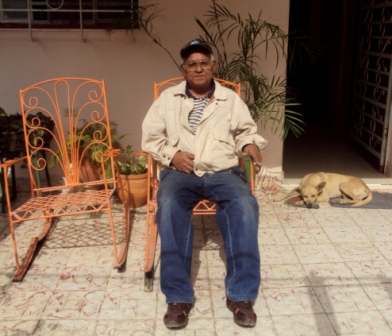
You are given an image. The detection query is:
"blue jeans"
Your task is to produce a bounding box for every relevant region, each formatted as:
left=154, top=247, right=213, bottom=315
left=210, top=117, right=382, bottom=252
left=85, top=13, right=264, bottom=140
left=156, top=168, right=260, bottom=304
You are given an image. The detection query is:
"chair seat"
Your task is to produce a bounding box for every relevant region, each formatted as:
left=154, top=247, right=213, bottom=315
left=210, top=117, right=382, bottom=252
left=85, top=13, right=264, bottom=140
left=192, top=200, right=217, bottom=214
left=10, top=188, right=115, bottom=222
left=147, top=195, right=217, bottom=216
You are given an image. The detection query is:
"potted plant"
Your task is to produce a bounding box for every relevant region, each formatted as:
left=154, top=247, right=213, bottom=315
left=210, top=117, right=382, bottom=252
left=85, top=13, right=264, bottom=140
left=116, top=145, right=148, bottom=208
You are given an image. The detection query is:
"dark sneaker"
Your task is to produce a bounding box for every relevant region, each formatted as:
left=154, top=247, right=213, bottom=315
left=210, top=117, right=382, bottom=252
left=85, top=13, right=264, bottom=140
left=163, top=302, right=192, bottom=329
left=226, top=298, right=257, bottom=327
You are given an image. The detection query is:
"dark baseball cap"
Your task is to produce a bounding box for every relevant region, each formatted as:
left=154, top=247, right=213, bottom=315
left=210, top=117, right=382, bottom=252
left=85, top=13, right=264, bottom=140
left=180, top=40, right=213, bottom=58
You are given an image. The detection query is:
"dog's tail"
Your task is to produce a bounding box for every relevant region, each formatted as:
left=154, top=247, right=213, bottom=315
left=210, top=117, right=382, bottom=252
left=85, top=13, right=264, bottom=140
left=352, top=189, right=373, bottom=207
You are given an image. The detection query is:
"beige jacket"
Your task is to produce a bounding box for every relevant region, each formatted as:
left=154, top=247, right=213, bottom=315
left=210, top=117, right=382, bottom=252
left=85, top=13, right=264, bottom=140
left=141, top=80, right=268, bottom=176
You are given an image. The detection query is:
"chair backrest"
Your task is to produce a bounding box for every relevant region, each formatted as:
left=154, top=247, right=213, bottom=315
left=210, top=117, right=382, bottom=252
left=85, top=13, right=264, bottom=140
left=154, top=77, right=241, bottom=100
left=19, top=77, right=117, bottom=193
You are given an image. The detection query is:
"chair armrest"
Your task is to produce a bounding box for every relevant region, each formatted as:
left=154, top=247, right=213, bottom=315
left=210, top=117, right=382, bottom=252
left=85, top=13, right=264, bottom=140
left=145, top=153, right=160, bottom=202
left=241, top=153, right=266, bottom=194
left=104, top=148, right=122, bottom=158
left=0, top=156, right=27, bottom=169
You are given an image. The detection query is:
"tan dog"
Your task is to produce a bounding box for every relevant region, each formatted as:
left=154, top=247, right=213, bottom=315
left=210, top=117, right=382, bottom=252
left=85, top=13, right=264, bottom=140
left=274, top=172, right=372, bottom=208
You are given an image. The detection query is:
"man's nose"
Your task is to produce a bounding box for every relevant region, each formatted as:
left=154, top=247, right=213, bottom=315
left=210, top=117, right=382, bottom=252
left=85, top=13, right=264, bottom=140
left=194, top=63, right=204, bottom=72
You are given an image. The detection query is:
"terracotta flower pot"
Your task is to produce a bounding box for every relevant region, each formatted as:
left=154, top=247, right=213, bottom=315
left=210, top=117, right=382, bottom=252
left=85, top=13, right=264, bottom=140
left=117, top=173, right=148, bottom=208
left=79, top=157, right=100, bottom=183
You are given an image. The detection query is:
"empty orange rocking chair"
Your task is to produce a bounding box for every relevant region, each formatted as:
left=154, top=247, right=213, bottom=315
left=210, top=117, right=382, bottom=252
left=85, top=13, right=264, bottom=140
left=0, top=78, right=131, bottom=281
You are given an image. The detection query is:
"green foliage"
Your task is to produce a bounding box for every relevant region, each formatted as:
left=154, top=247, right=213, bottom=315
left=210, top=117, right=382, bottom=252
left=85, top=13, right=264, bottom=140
left=0, top=110, right=54, bottom=157
left=0, top=113, right=24, bottom=156
left=195, top=2, right=305, bottom=139
left=74, top=119, right=122, bottom=163
left=117, top=145, right=147, bottom=175
left=27, top=111, right=55, bottom=148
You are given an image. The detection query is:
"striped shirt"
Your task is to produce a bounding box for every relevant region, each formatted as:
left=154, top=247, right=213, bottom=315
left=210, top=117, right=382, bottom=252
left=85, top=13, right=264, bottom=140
left=186, top=81, right=215, bottom=133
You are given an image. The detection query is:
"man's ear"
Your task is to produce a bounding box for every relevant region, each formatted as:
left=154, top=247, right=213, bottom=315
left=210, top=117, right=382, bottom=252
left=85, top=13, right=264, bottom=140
left=316, top=182, right=326, bottom=193
left=212, top=60, right=218, bottom=73
left=180, top=65, right=186, bottom=78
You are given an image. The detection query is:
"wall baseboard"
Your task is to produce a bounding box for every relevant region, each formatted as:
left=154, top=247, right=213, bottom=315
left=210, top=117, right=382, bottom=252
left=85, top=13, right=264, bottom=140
left=385, top=161, right=392, bottom=179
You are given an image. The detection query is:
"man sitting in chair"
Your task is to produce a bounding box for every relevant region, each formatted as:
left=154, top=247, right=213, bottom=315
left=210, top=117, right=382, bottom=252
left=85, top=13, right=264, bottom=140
left=142, top=40, right=268, bottom=329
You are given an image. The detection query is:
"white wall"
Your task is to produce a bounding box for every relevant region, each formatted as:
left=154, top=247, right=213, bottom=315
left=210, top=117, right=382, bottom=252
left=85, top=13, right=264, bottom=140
left=0, top=0, right=290, bottom=178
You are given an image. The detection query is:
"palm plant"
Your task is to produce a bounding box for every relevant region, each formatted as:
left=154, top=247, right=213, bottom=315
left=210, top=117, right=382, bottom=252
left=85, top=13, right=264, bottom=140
left=195, top=2, right=305, bottom=139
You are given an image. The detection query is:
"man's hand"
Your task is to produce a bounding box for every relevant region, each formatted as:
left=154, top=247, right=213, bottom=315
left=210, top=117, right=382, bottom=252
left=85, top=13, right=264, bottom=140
left=171, top=151, right=195, bottom=174
left=242, top=144, right=263, bottom=173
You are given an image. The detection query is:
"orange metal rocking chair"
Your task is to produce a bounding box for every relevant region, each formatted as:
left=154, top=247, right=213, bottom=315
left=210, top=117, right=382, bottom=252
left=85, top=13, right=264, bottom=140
left=143, top=77, right=256, bottom=291
left=0, top=78, right=131, bottom=281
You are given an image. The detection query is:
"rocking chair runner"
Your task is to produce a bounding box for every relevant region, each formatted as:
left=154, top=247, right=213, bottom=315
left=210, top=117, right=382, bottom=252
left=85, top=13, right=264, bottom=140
left=0, top=78, right=131, bottom=281
left=143, top=77, right=258, bottom=291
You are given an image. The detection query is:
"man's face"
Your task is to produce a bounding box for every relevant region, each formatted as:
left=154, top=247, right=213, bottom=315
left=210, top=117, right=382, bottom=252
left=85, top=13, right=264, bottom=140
left=181, top=52, right=216, bottom=90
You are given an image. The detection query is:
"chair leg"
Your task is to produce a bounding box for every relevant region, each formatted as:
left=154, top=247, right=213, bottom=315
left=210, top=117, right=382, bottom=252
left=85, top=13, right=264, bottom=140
left=144, top=269, right=154, bottom=292
left=111, top=202, right=131, bottom=269
left=144, top=212, right=158, bottom=292
left=12, top=217, right=53, bottom=282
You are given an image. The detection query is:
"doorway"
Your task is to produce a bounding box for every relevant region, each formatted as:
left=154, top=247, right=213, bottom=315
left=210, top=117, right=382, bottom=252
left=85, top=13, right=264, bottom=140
left=284, top=0, right=391, bottom=184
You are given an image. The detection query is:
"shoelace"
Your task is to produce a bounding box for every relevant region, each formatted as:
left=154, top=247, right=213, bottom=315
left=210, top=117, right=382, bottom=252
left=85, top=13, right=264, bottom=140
left=232, top=301, right=253, bottom=314
left=168, top=303, right=190, bottom=316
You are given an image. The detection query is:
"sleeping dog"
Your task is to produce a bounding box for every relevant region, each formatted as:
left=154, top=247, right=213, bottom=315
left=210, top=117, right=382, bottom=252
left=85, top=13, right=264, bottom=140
left=274, top=172, right=372, bottom=208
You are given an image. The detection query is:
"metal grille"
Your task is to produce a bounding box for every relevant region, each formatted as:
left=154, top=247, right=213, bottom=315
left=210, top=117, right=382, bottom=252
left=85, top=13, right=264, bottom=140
left=0, top=0, right=138, bottom=40
left=351, top=0, right=392, bottom=171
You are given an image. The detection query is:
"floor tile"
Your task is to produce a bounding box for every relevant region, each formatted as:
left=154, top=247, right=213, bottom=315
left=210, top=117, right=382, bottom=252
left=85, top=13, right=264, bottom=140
left=303, top=263, right=359, bottom=286
left=284, top=227, right=331, bottom=245
left=313, top=284, right=377, bottom=312
left=335, top=242, right=386, bottom=262
left=328, top=310, right=392, bottom=335
left=347, top=260, right=392, bottom=284
left=262, top=264, right=311, bottom=289
left=361, top=283, right=392, bottom=310
left=272, top=313, right=337, bottom=336
left=323, top=226, right=370, bottom=243
left=293, top=244, right=344, bottom=264
left=263, top=286, right=324, bottom=315
left=260, top=245, right=301, bottom=265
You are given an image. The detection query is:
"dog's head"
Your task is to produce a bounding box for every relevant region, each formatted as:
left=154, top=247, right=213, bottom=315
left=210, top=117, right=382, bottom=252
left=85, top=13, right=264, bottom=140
left=297, top=182, right=326, bottom=208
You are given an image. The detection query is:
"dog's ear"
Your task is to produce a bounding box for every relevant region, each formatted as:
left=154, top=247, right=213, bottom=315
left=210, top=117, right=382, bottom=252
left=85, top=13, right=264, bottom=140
left=316, top=182, right=326, bottom=193
left=295, top=187, right=302, bottom=194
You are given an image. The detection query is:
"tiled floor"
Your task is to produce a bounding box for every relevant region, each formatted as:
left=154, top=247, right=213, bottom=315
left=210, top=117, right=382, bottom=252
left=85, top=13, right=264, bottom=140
left=1, top=185, right=392, bottom=335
